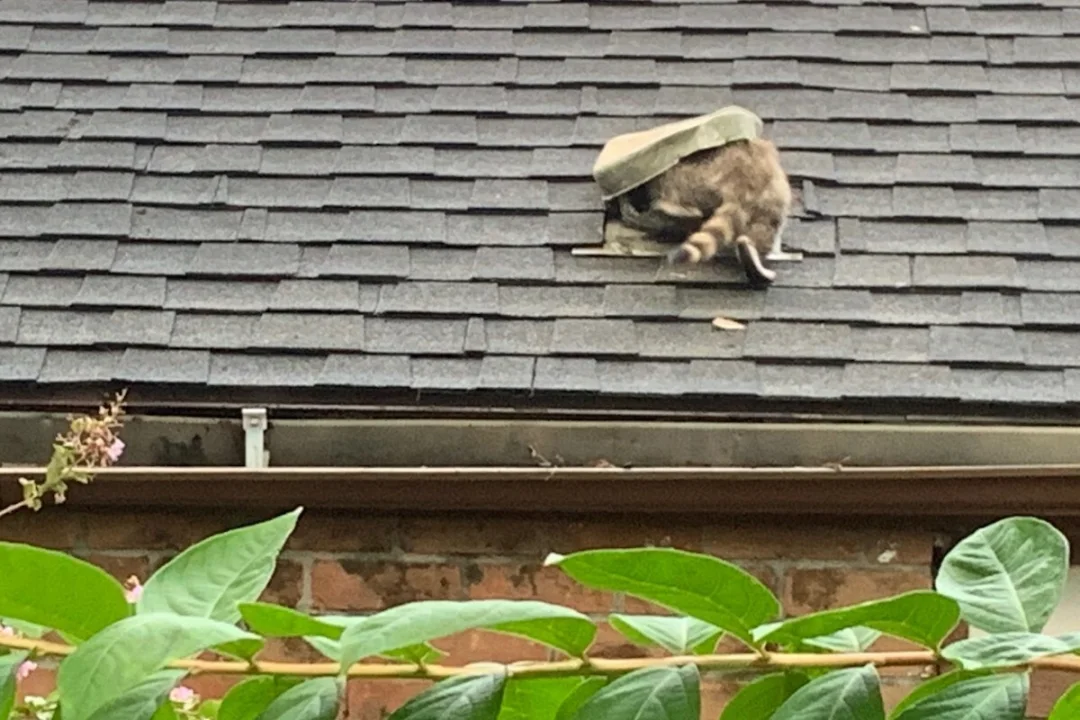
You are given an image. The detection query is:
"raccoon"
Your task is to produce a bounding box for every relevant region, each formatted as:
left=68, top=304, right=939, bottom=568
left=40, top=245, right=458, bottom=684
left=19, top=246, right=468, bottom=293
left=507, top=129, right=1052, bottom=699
left=635, top=137, right=792, bottom=286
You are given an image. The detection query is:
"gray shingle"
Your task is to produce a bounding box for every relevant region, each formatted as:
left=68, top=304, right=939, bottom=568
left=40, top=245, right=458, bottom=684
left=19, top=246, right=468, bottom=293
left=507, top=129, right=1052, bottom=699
left=117, top=348, right=209, bottom=383
left=843, top=363, right=954, bottom=399
left=635, top=321, right=743, bottom=359
left=0, top=346, right=44, bottom=380
left=867, top=292, right=955, bottom=325
left=1039, top=190, right=1080, bottom=220
left=112, top=243, right=196, bottom=276
left=446, top=214, right=545, bottom=246
left=1020, top=261, right=1080, bottom=292
left=962, top=292, right=1021, bottom=326
left=759, top=363, right=844, bottom=399
left=365, top=318, right=466, bottom=355
left=833, top=255, right=911, bottom=288
left=254, top=313, right=365, bottom=351
left=485, top=320, right=552, bottom=355
left=552, top=319, right=636, bottom=356
left=949, top=124, right=1023, bottom=153
left=1021, top=331, right=1080, bottom=368
left=602, top=285, right=677, bottom=317
left=16, top=309, right=106, bottom=345
left=744, top=321, right=852, bottom=360
left=478, top=356, right=534, bottom=390
left=499, top=286, right=603, bottom=318
left=410, top=180, right=472, bottom=210
left=378, top=282, right=498, bottom=315
left=3, top=276, right=82, bottom=307
left=764, top=288, right=873, bottom=321
left=264, top=211, right=346, bottom=242
left=208, top=353, right=324, bottom=387
left=953, top=369, right=1064, bottom=404
left=42, top=239, right=116, bottom=271
left=349, top=211, right=446, bottom=243
left=0, top=306, right=19, bottom=343
left=597, top=360, right=688, bottom=396
left=46, top=203, right=131, bottom=236
left=410, top=248, right=475, bottom=281
left=930, top=326, right=1022, bottom=363
left=320, top=354, right=411, bottom=388
left=685, top=360, right=759, bottom=395
left=270, top=280, right=360, bottom=312
left=131, top=208, right=242, bottom=242
left=170, top=314, right=256, bottom=350
left=100, top=310, right=174, bottom=346
left=189, top=244, right=299, bottom=278
left=967, top=222, right=1048, bottom=256
left=75, top=275, right=165, bottom=308
left=165, top=280, right=275, bottom=312
left=320, top=246, right=409, bottom=279
left=473, top=247, right=554, bottom=281
left=1022, top=293, right=1080, bottom=326
left=913, top=256, right=1019, bottom=288
left=534, top=357, right=599, bottom=392
left=853, top=328, right=929, bottom=363
left=38, top=350, right=121, bottom=383
left=339, top=146, right=435, bottom=175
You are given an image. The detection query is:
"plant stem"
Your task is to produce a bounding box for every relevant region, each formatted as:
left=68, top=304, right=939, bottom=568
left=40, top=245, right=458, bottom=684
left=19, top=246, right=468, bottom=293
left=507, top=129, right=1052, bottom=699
left=0, top=500, right=28, bottom=520
left=3, top=635, right=1080, bottom=679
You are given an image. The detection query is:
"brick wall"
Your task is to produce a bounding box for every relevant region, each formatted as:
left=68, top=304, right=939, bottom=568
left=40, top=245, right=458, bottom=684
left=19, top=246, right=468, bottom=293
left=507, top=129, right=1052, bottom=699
left=0, top=505, right=1046, bottom=719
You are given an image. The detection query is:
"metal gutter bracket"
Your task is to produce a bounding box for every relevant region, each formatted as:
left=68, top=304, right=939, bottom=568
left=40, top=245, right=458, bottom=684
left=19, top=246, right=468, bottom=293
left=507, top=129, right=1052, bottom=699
left=242, top=408, right=269, bottom=468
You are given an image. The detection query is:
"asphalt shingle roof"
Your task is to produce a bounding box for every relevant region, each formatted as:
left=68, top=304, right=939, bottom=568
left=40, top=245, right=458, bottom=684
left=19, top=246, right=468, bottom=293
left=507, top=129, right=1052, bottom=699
left=0, top=0, right=1077, bottom=414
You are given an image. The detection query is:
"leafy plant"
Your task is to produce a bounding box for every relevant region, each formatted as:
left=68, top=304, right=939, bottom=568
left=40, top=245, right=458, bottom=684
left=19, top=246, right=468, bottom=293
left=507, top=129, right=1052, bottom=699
left=0, top=506, right=1077, bottom=719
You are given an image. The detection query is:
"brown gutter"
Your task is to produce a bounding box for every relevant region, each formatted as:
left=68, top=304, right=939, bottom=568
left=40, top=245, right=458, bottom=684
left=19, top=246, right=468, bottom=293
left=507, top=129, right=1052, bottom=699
left=4, top=464, right=1080, bottom=517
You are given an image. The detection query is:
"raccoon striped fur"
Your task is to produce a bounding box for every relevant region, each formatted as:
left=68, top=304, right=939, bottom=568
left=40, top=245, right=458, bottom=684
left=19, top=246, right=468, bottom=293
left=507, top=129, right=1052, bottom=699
left=637, top=137, right=791, bottom=286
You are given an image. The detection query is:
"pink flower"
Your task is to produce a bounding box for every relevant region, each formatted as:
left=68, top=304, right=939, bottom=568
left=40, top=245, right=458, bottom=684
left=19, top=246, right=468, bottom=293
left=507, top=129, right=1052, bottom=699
left=170, top=686, right=196, bottom=704
left=124, top=576, right=143, bottom=603
left=15, top=661, right=36, bottom=681
left=105, top=438, right=125, bottom=462
left=0, top=626, right=13, bottom=637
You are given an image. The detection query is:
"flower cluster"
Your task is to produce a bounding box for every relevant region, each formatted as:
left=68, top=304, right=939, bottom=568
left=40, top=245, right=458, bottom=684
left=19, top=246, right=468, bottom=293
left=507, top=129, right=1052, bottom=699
left=0, top=624, right=39, bottom=684
left=8, top=390, right=127, bottom=516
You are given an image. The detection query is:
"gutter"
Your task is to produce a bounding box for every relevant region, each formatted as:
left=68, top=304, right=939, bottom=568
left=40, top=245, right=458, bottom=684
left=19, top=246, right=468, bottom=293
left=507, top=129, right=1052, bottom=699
left=3, top=464, right=1080, bottom=517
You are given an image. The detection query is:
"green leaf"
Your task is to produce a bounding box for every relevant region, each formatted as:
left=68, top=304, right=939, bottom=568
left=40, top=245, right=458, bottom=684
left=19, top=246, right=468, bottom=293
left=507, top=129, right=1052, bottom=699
left=0, top=542, right=130, bottom=641
left=941, top=631, right=1080, bottom=670
left=936, top=516, right=1068, bottom=634
left=887, top=670, right=993, bottom=719
left=338, top=600, right=596, bottom=671
left=1049, top=681, right=1080, bottom=720
left=554, top=679, right=605, bottom=720
left=151, top=701, right=180, bottom=720
left=719, top=672, right=810, bottom=720
left=1, top=618, right=48, bottom=638
left=389, top=673, right=506, bottom=720
left=572, top=664, right=699, bottom=720
left=0, top=651, right=28, bottom=720
left=219, top=677, right=304, bottom=720
left=84, top=670, right=187, bottom=720
left=256, top=677, right=340, bottom=720
left=58, top=613, right=262, bottom=720
left=754, top=591, right=959, bottom=651
left=302, top=616, right=444, bottom=665
left=498, top=678, right=587, bottom=720
left=803, top=627, right=882, bottom=653
left=546, top=549, right=778, bottom=648
left=200, top=699, right=222, bottom=719
left=238, top=603, right=343, bottom=640
left=139, top=508, right=303, bottom=624
left=772, top=665, right=885, bottom=720
left=891, top=672, right=1028, bottom=720
left=608, top=614, right=722, bottom=655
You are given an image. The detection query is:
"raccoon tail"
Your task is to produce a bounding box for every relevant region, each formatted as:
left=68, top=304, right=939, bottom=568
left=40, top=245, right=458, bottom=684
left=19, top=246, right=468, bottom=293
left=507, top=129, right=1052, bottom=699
left=667, top=202, right=742, bottom=265
left=734, top=235, right=777, bottom=286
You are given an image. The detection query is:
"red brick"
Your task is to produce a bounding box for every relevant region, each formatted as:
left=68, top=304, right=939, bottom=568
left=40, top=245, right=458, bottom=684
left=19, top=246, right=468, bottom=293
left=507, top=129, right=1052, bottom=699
left=432, top=628, right=550, bottom=665
left=85, top=510, right=249, bottom=551
left=82, top=553, right=151, bottom=584
left=784, top=568, right=931, bottom=615
left=588, top=621, right=665, bottom=660
left=1029, top=669, right=1073, bottom=718
left=347, top=679, right=431, bottom=719
left=546, top=517, right=702, bottom=553
left=287, top=512, right=396, bottom=553
left=258, top=560, right=304, bottom=607
left=463, top=562, right=612, bottom=613
left=703, top=521, right=934, bottom=565
left=311, top=560, right=462, bottom=612
left=0, top=508, right=80, bottom=549
left=700, top=677, right=741, bottom=718
left=259, top=636, right=326, bottom=664
left=15, top=664, right=55, bottom=704
left=399, top=515, right=546, bottom=556
left=183, top=674, right=240, bottom=701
